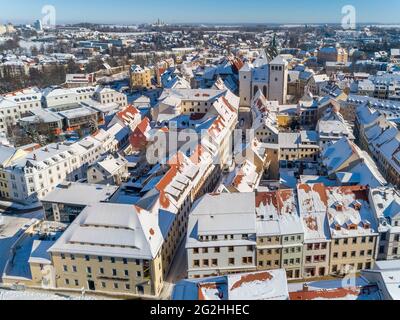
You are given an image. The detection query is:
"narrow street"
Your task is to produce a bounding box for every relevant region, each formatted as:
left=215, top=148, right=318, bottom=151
left=160, top=238, right=188, bottom=300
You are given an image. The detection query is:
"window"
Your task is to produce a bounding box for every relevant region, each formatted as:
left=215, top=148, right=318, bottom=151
left=72, top=266, right=77, bottom=272
left=98, top=256, right=103, bottom=262
left=193, top=260, right=200, bottom=267
left=203, top=260, right=209, bottom=267
left=87, top=267, right=92, bottom=274
left=63, top=265, right=68, bottom=272
left=70, top=254, right=75, bottom=260
left=369, top=237, right=374, bottom=243
left=214, top=247, right=220, bottom=253
left=202, top=248, right=208, bottom=254
left=351, top=251, right=356, bottom=257
left=101, top=282, right=106, bottom=288
left=193, top=248, right=199, bottom=254
left=85, top=255, right=90, bottom=261
left=137, top=271, right=142, bottom=277
left=125, top=284, right=131, bottom=290
left=228, top=247, right=234, bottom=253
left=61, top=254, right=66, bottom=260
left=111, top=257, right=116, bottom=264
left=229, top=258, right=235, bottom=265
left=100, top=268, right=104, bottom=274
left=123, top=258, right=128, bottom=265
left=74, top=280, right=79, bottom=286
left=112, top=269, right=117, bottom=276
left=367, top=250, right=373, bottom=256
left=114, top=283, right=119, bottom=289
left=65, top=279, right=70, bottom=285
left=124, top=270, right=129, bottom=276
left=212, top=259, right=218, bottom=267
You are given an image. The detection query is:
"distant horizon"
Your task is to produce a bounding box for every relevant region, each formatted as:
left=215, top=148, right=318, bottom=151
left=2, top=0, right=400, bottom=26
left=6, top=21, right=400, bottom=27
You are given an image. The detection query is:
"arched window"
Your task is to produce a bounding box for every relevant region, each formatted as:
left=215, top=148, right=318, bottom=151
left=254, top=85, right=259, bottom=96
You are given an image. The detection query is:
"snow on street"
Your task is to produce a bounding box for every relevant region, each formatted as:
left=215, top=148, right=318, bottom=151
left=0, top=215, right=35, bottom=280
left=0, top=288, right=98, bottom=300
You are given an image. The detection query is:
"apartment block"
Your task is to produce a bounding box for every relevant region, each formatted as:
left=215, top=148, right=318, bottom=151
left=256, top=190, right=304, bottom=280
left=0, top=88, right=42, bottom=134
left=48, top=203, right=170, bottom=297
left=297, top=183, right=332, bottom=278
left=326, top=186, right=378, bottom=275
left=186, top=193, right=257, bottom=279
left=130, top=65, right=152, bottom=90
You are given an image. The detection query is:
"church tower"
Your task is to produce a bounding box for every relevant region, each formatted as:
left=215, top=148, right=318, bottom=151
left=268, top=56, right=288, bottom=104
left=239, top=62, right=253, bottom=108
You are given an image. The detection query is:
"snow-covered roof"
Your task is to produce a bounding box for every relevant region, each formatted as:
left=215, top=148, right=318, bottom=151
left=42, top=182, right=118, bottom=206
left=325, top=186, right=378, bottom=239
left=174, top=269, right=289, bottom=300
left=297, top=184, right=331, bottom=242
left=49, top=203, right=169, bottom=260
left=256, top=190, right=303, bottom=236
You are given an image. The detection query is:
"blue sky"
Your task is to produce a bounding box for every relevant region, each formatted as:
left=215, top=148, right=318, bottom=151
left=1, top=0, right=400, bottom=25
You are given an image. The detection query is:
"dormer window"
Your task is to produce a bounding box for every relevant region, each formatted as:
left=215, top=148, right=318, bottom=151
left=362, top=220, right=371, bottom=229
left=353, top=201, right=362, bottom=211
left=334, top=202, right=344, bottom=212
left=346, top=219, right=358, bottom=230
